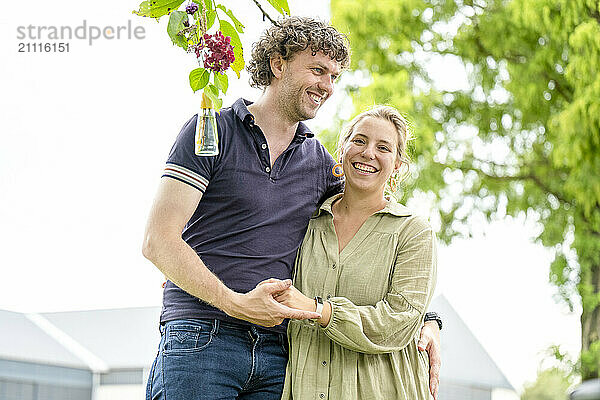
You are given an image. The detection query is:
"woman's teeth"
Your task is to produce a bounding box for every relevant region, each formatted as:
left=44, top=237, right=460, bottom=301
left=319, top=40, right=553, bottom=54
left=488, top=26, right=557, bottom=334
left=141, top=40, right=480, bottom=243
left=353, top=163, right=376, bottom=173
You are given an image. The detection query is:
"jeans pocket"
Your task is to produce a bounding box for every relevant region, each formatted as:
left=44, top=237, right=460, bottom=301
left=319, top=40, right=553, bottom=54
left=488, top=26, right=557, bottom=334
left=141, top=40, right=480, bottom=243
left=164, top=321, right=213, bottom=354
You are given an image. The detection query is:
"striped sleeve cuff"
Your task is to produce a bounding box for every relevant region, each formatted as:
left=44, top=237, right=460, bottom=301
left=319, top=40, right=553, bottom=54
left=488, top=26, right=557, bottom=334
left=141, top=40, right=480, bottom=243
left=162, top=163, right=209, bottom=192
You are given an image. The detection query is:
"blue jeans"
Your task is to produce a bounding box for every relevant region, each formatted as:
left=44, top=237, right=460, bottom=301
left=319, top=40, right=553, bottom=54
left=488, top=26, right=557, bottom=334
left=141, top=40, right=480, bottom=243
left=146, top=319, right=289, bottom=400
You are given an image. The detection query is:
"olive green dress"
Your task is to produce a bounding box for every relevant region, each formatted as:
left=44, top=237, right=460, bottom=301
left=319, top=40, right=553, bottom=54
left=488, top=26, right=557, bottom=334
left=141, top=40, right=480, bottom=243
left=281, top=194, right=437, bottom=400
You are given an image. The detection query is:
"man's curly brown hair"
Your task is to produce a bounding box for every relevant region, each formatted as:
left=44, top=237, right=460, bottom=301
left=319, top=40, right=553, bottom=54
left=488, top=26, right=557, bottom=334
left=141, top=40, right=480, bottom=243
left=247, top=16, right=351, bottom=89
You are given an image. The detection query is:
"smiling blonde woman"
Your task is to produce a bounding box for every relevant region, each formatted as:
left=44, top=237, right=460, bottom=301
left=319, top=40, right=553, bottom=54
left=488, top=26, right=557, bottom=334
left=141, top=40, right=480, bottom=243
left=275, top=106, right=437, bottom=400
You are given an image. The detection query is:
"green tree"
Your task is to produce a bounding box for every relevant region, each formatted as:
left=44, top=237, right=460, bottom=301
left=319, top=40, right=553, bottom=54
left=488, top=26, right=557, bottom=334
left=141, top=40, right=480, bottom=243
left=521, top=368, right=573, bottom=400
left=330, top=0, right=600, bottom=379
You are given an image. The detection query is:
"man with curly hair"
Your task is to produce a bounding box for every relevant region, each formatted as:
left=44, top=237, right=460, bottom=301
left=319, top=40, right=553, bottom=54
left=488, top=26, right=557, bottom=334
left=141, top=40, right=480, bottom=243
left=143, top=16, right=441, bottom=400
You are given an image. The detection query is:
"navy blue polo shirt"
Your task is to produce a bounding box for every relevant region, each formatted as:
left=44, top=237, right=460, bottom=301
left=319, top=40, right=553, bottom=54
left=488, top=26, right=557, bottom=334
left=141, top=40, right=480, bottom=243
left=160, top=98, right=344, bottom=332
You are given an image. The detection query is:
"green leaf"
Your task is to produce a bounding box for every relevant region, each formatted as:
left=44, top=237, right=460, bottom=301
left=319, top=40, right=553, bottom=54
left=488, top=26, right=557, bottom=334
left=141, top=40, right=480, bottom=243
left=214, top=73, right=229, bottom=94
left=203, top=84, right=223, bottom=111
left=132, top=0, right=185, bottom=19
left=189, top=68, right=210, bottom=92
left=167, top=11, right=188, bottom=49
left=216, top=4, right=245, bottom=33
left=219, top=20, right=244, bottom=78
left=206, top=9, right=216, bottom=30
left=265, top=0, right=290, bottom=15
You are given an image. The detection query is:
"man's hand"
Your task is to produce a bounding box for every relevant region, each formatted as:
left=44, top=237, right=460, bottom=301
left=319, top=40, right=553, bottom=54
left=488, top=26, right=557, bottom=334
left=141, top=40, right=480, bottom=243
left=418, top=321, right=441, bottom=400
left=225, top=279, right=320, bottom=327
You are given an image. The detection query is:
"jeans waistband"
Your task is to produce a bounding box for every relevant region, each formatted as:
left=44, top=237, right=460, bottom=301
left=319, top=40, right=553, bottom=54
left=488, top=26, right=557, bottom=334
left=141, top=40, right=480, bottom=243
left=160, top=318, right=283, bottom=337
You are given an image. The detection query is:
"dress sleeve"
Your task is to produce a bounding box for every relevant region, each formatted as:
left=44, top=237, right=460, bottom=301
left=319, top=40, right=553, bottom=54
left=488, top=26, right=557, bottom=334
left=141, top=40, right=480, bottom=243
left=321, top=217, right=437, bottom=354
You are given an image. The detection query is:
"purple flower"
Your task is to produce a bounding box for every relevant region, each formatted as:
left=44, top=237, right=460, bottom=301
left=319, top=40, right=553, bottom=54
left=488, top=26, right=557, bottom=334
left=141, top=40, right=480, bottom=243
left=185, top=3, right=199, bottom=15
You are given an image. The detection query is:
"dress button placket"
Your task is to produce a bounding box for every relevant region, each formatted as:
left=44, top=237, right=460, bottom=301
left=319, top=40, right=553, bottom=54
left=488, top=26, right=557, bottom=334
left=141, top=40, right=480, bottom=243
left=323, top=259, right=339, bottom=302
left=315, top=213, right=336, bottom=400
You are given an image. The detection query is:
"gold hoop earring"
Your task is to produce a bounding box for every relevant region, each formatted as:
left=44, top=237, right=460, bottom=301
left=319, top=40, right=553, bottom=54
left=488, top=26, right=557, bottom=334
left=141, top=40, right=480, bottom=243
left=332, top=163, right=344, bottom=178
left=388, top=171, right=399, bottom=192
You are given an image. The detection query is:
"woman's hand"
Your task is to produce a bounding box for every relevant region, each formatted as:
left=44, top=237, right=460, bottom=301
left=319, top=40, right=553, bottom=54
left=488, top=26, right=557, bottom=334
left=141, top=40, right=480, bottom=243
left=256, top=278, right=315, bottom=312
left=274, top=285, right=316, bottom=312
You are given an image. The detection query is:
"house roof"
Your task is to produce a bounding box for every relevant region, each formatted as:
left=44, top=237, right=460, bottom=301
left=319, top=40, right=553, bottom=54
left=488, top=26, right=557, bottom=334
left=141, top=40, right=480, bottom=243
left=431, top=295, right=515, bottom=391
left=41, top=306, right=161, bottom=370
left=0, top=309, right=87, bottom=369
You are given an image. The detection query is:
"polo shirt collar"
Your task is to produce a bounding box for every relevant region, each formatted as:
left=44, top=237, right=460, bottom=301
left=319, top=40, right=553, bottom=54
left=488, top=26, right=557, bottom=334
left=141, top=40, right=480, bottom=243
left=314, top=193, right=413, bottom=218
left=232, top=98, right=314, bottom=139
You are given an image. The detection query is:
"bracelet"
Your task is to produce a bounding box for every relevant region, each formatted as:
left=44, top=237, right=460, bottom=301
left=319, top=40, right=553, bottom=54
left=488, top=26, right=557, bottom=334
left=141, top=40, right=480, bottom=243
left=424, top=312, right=443, bottom=330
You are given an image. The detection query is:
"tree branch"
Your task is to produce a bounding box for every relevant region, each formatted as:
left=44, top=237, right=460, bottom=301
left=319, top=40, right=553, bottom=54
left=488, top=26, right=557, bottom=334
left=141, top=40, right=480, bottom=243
left=250, top=0, right=280, bottom=26
left=542, top=71, right=573, bottom=103
left=590, top=8, right=600, bottom=25
left=471, top=157, right=517, bottom=170
left=435, top=160, right=572, bottom=205
left=525, top=171, right=570, bottom=204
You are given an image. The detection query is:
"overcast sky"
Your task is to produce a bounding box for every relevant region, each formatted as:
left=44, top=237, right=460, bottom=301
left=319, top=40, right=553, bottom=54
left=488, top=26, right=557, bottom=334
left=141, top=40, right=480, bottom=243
left=0, top=0, right=580, bottom=392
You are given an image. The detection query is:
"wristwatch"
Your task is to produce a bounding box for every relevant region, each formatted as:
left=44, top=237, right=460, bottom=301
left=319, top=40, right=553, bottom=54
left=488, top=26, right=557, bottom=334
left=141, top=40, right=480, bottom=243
left=314, top=296, right=324, bottom=316
left=424, top=312, right=443, bottom=330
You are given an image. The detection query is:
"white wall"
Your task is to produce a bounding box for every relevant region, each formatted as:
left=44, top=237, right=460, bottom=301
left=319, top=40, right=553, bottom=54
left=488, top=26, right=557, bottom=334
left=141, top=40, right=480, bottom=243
left=492, top=388, right=520, bottom=400
left=96, top=384, right=145, bottom=400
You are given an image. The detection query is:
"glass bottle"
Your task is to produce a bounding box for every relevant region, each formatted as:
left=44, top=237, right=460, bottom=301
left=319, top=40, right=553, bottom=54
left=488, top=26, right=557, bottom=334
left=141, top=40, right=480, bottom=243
left=195, top=93, right=219, bottom=156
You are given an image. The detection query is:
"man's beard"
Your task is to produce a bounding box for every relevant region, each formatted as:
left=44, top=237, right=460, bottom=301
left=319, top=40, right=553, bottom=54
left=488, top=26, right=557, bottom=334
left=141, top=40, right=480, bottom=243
left=278, top=76, right=318, bottom=122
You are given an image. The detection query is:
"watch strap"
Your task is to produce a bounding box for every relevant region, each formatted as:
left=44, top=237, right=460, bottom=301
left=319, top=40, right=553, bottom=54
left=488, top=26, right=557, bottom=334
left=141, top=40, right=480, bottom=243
left=424, top=311, right=443, bottom=330
left=314, top=296, right=324, bottom=316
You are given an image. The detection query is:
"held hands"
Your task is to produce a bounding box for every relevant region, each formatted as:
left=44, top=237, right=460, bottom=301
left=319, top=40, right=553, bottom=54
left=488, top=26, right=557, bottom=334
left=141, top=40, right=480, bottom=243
left=418, top=321, right=441, bottom=400
left=225, top=279, right=320, bottom=328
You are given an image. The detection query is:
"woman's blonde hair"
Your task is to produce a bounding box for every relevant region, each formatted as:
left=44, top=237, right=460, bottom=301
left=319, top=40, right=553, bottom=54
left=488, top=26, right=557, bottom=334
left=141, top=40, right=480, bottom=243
left=337, top=106, right=413, bottom=181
